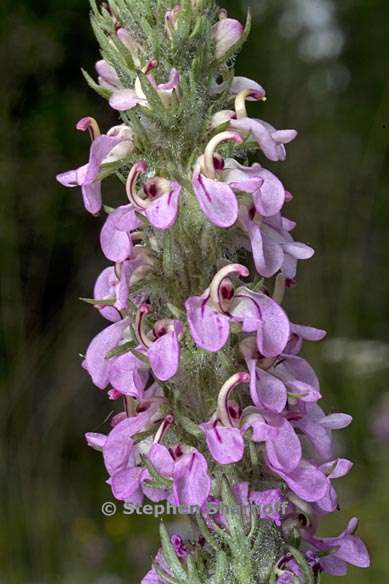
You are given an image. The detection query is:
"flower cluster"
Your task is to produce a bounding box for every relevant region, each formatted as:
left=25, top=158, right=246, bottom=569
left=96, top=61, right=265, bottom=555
left=57, top=1, right=369, bottom=582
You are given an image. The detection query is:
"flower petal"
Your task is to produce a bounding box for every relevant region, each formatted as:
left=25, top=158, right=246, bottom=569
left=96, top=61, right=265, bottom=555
left=172, top=451, right=211, bottom=507
left=185, top=291, right=230, bottom=352
left=213, top=18, right=244, bottom=59
left=319, top=413, right=353, bottom=430
left=192, top=168, right=238, bottom=228
left=201, top=422, right=244, bottom=464
left=109, top=352, right=149, bottom=398
left=109, top=88, right=144, bottom=111
left=249, top=361, right=287, bottom=413
left=84, top=319, right=128, bottom=389
left=148, top=330, right=180, bottom=381
left=145, top=183, right=181, bottom=230
left=81, top=181, right=103, bottom=215
left=84, top=135, right=122, bottom=184
left=111, top=467, right=144, bottom=502
left=273, top=460, right=330, bottom=502
left=85, top=432, right=107, bottom=451
left=100, top=207, right=134, bottom=262
left=253, top=168, right=286, bottom=216
left=255, top=293, right=290, bottom=357
left=266, top=417, right=301, bottom=473
left=240, top=210, right=284, bottom=278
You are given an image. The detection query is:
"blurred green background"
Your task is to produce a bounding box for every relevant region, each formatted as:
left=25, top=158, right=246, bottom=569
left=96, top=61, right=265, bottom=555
left=0, top=0, right=388, bottom=582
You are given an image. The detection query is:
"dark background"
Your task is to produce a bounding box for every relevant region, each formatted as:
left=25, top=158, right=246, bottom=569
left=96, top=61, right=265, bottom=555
left=0, top=0, right=388, bottom=582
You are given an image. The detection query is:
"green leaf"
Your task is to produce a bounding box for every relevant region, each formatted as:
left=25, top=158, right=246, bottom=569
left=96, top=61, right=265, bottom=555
left=105, top=341, right=134, bottom=359
left=283, top=545, right=315, bottom=584
left=79, top=297, right=116, bottom=306
left=195, top=512, right=220, bottom=552
left=185, top=555, right=202, bottom=584
left=81, top=69, right=111, bottom=99
left=214, top=550, right=228, bottom=584
left=249, top=277, right=265, bottom=292
left=175, top=413, right=203, bottom=438
left=137, top=70, right=165, bottom=112
left=121, top=110, right=149, bottom=149
left=287, top=527, right=301, bottom=549
left=220, top=476, right=250, bottom=549
left=142, top=478, right=170, bottom=490
left=252, top=521, right=283, bottom=584
left=140, top=17, right=160, bottom=56
left=109, top=34, right=136, bottom=71
left=129, top=348, right=150, bottom=364
left=159, top=522, right=188, bottom=581
left=141, top=456, right=174, bottom=489
left=167, top=303, right=185, bottom=319
left=152, top=562, right=181, bottom=584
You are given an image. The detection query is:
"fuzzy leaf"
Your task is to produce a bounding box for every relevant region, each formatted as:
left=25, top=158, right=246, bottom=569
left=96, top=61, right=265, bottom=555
left=176, top=413, right=203, bottom=438
left=214, top=550, right=228, bottom=584
left=80, top=297, right=116, bottom=306
left=105, top=341, right=135, bottom=359
left=152, top=562, right=181, bottom=584
left=283, top=545, right=315, bottom=584
left=141, top=455, right=174, bottom=489
left=81, top=68, right=111, bottom=99
left=160, top=523, right=188, bottom=581
left=137, top=70, right=165, bottom=112
left=185, top=555, right=202, bottom=584
left=129, top=348, right=150, bottom=365
left=253, top=521, right=283, bottom=584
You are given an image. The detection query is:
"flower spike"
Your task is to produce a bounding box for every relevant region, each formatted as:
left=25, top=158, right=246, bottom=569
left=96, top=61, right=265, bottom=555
left=58, top=1, right=370, bottom=581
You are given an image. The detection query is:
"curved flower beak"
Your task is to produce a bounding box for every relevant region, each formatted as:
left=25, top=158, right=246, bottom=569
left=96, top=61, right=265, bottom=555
left=209, top=263, right=249, bottom=312
left=76, top=116, right=101, bottom=140
left=217, top=372, right=250, bottom=427
left=126, top=162, right=181, bottom=230
left=191, top=132, right=243, bottom=228
left=126, top=161, right=149, bottom=209
left=230, top=76, right=266, bottom=100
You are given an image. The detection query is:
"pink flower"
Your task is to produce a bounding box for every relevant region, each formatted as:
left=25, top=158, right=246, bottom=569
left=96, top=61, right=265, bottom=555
left=126, top=161, right=181, bottom=230
left=200, top=373, right=249, bottom=465
left=86, top=384, right=167, bottom=502
left=135, top=304, right=183, bottom=382
left=303, top=518, right=370, bottom=575
left=239, top=204, right=314, bottom=278
left=83, top=318, right=130, bottom=389
left=213, top=16, right=244, bottom=60
left=93, top=249, right=154, bottom=322
left=106, top=61, right=180, bottom=112
left=232, top=117, right=297, bottom=162
left=143, top=443, right=211, bottom=507
left=192, top=132, right=243, bottom=227
left=185, top=264, right=290, bottom=356
left=56, top=118, right=134, bottom=214
left=100, top=205, right=141, bottom=262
